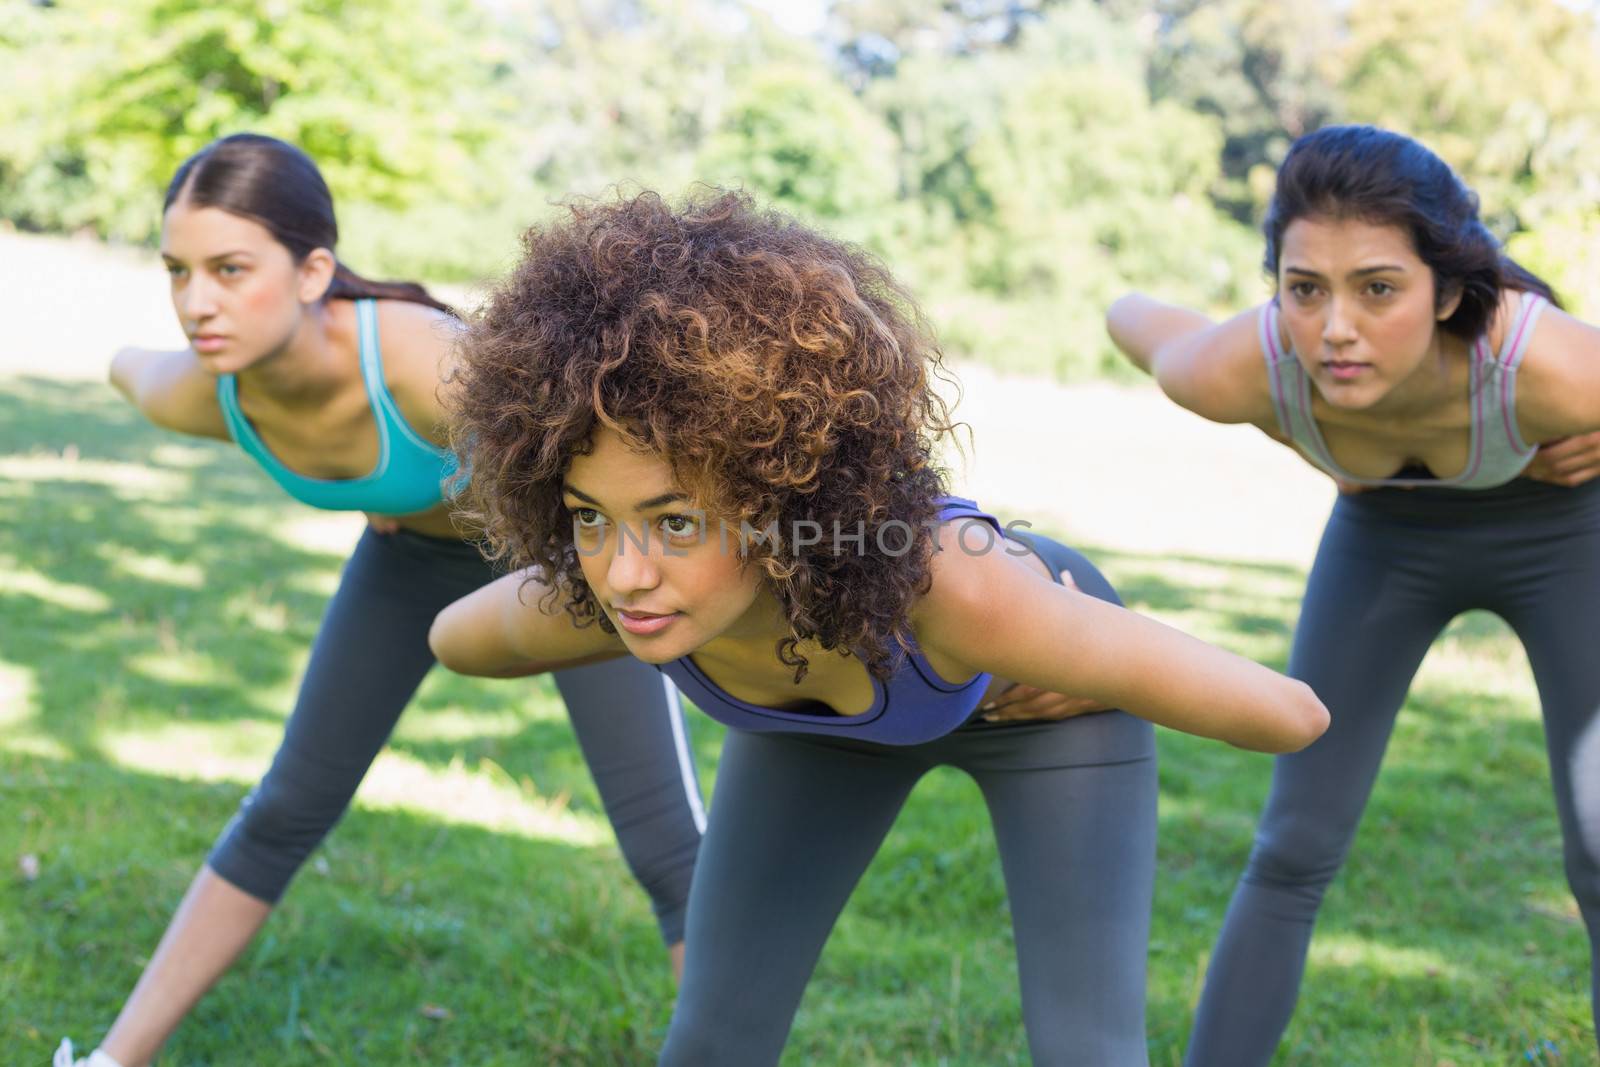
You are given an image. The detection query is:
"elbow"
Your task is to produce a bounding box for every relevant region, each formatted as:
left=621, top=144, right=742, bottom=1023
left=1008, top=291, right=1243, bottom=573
left=108, top=350, right=135, bottom=398
left=1272, top=681, right=1330, bottom=754
left=428, top=610, right=468, bottom=675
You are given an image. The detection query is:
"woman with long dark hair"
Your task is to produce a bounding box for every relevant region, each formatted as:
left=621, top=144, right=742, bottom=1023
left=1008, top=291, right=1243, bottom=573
left=1107, top=124, right=1600, bottom=1063
left=55, top=134, right=707, bottom=1067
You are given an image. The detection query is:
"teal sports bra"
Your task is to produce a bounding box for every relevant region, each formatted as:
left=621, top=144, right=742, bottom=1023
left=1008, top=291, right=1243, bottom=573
left=217, top=299, right=459, bottom=515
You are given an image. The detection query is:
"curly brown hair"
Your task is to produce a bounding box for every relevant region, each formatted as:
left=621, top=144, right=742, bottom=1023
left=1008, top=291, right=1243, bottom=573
left=449, top=188, right=958, bottom=679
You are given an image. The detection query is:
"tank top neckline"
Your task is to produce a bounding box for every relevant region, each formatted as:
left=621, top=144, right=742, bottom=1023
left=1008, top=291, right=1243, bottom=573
left=1261, top=292, right=1544, bottom=489
left=220, top=298, right=404, bottom=486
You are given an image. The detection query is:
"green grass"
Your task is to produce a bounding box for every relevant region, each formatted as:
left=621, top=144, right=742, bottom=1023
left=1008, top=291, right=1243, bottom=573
left=0, top=375, right=1593, bottom=1065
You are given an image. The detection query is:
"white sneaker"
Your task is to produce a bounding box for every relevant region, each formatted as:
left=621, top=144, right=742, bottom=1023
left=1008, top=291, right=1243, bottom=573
left=52, top=1040, right=124, bottom=1067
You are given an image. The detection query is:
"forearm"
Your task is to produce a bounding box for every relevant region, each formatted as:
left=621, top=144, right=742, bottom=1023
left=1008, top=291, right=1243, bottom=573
left=1105, top=293, right=1213, bottom=376
left=957, top=587, right=1328, bottom=755
left=427, top=574, right=622, bottom=678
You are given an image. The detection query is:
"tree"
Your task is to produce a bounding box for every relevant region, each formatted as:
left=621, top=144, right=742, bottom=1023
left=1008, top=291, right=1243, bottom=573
left=697, top=62, right=899, bottom=230
left=0, top=0, right=511, bottom=243
left=1340, top=0, right=1600, bottom=233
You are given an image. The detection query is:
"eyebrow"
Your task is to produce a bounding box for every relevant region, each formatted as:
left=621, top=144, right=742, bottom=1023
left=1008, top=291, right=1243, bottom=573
left=562, top=484, right=689, bottom=511
left=160, top=250, right=255, bottom=264
left=1284, top=264, right=1408, bottom=280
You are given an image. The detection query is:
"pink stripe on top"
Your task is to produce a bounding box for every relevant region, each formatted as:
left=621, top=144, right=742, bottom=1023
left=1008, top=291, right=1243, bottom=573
left=1497, top=293, right=1546, bottom=457
left=1258, top=294, right=1537, bottom=490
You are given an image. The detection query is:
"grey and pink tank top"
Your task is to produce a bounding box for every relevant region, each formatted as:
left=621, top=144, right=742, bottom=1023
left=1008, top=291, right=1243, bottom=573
left=1259, top=292, right=1549, bottom=490
left=656, top=498, right=1004, bottom=746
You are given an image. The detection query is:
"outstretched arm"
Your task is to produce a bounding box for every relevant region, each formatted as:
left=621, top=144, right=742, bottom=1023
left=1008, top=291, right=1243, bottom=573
left=1105, top=294, right=1278, bottom=426
left=916, top=528, right=1328, bottom=754
left=429, top=569, right=628, bottom=678
left=108, top=346, right=230, bottom=440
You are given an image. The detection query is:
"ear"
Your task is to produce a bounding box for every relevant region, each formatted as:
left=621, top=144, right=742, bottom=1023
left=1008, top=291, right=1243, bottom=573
left=297, top=247, right=336, bottom=304
left=1435, top=278, right=1464, bottom=322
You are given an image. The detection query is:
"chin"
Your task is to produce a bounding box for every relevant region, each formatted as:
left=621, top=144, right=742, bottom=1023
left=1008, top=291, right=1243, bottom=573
left=615, top=630, right=694, bottom=664
left=1314, top=378, right=1388, bottom=411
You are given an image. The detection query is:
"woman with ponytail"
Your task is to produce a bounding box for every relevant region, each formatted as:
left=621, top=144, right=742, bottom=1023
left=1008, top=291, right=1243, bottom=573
left=55, top=134, right=706, bottom=1067
left=1106, top=124, right=1600, bottom=1063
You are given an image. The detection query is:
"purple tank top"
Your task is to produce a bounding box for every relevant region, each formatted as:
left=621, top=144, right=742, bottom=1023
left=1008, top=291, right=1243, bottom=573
left=656, top=498, right=1000, bottom=746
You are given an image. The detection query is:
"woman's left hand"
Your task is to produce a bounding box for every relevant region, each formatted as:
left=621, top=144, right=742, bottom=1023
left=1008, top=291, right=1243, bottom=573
left=978, top=684, right=1111, bottom=723
left=1525, top=431, right=1600, bottom=487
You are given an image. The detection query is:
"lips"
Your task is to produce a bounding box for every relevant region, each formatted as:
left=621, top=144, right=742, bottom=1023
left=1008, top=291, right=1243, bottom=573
left=613, top=607, right=679, bottom=636
left=1322, top=360, right=1370, bottom=381
left=191, top=334, right=228, bottom=353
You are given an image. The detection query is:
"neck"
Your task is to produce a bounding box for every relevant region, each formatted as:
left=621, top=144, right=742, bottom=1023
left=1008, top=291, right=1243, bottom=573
left=1359, top=330, right=1462, bottom=423
left=691, top=587, right=798, bottom=678
left=234, top=301, right=347, bottom=408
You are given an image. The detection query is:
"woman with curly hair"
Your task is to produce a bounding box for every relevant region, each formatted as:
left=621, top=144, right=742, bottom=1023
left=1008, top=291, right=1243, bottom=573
left=429, top=188, right=1329, bottom=1065
left=1106, top=125, right=1600, bottom=1064
left=55, top=134, right=706, bottom=1067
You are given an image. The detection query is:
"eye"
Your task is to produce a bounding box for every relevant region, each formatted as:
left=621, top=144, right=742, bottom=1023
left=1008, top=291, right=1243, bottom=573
left=570, top=506, right=605, bottom=529
left=1366, top=280, right=1396, bottom=297
left=660, top=513, right=702, bottom=540
left=218, top=263, right=245, bottom=277
left=165, top=264, right=188, bottom=280
left=1287, top=281, right=1320, bottom=300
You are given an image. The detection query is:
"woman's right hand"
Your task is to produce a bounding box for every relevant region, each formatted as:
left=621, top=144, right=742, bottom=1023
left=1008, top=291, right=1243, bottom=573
left=364, top=512, right=402, bottom=534
left=1525, top=431, right=1600, bottom=488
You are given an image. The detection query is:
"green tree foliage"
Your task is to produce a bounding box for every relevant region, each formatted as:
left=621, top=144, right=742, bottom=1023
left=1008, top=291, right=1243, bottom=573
left=0, top=0, right=510, bottom=244
left=3, top=0, right=1596, bottom=377
left=1145, top=0, right=1341, bottom=222
left=696, top=64, right=898, bottom=229
left=1340, top=0, right=1600, bottom=234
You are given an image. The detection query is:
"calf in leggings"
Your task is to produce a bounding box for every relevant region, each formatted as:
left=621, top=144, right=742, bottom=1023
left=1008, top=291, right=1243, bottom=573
left=428, top=188, right=1329, bottom=1065
left=1107, top=125, right=1600, bottom=1063
left=54, top=135, right=705, bottom=1067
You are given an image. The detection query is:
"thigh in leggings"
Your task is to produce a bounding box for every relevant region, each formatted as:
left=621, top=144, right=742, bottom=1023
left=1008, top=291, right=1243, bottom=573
left=210, top=529, right=705, bottom=944
left=661, top=730, right=928, bottom=1066
left=1186, top=501, right=1457, bottom=1067
left=1494, top=501, right=1600, bottom=1041
left=951, top=533, right=1157, bottom=1066
left=208, top=528, right=489, bottom=901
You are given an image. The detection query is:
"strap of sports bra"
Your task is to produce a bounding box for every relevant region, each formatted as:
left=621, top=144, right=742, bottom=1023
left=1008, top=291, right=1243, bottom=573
left=1495, top=291, right=1547, bottom=371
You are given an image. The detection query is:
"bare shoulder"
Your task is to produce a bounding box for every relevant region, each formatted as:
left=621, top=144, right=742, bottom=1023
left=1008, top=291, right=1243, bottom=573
left=110, top=345, right=230, bottom=440
left=1157, top=303, right=1280, bottom=427
left=911, top=518, right=1055, bottom=669
left=1515, top=297, right=1600, bottom=440
left=372, top=299, right=464, bottom=439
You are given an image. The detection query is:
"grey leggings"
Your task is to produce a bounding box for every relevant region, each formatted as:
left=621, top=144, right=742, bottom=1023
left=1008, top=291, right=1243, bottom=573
left=1186, top=478, right=1600, bottom=1065
left=660, top=536, right=1158, bottom=1066
left=207, top=527, right=705, bottom=944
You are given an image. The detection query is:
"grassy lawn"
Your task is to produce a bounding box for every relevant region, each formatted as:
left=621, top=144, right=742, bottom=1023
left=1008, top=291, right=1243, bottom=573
left=1, top=374, right=1592, bottom=1065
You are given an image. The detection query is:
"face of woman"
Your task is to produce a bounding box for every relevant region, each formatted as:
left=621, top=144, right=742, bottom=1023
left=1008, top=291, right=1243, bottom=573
left=562, top=427, right=768, bottom=664
left=160, top=203, right=324, bottom=375
left=1277, top=215, right=1462, bottom=410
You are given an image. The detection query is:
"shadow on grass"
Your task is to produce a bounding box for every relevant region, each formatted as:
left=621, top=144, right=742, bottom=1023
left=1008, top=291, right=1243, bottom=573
left=3, top=752, right=675, bottom=1066
left=4, top=377, right=1591, bottom=1064
left=0, top=375, right=708, bottom=816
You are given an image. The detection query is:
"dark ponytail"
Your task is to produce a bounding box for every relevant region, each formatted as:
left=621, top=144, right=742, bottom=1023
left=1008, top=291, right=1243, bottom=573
left=1263, top=125, right=1561, bottom=341
left=165, top=134, right=455, bottom=317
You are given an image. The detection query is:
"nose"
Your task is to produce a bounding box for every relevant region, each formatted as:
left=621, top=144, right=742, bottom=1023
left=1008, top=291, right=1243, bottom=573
left=176, top=272, right=220, bottom=324
left=606, top=522, right=663, bottom=599
left=1322, top=297, right=1357, bottom=347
